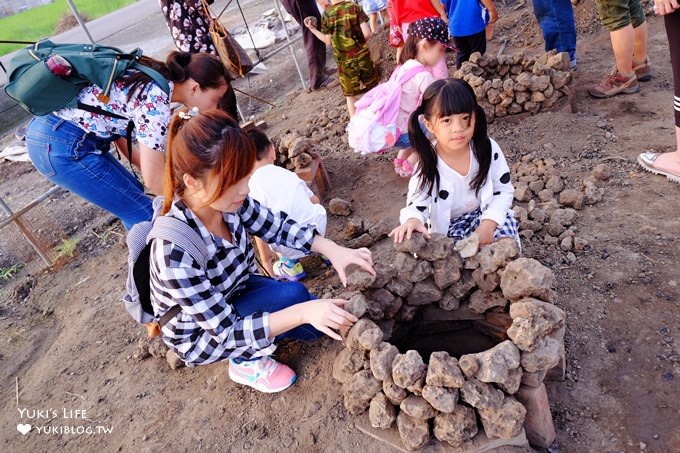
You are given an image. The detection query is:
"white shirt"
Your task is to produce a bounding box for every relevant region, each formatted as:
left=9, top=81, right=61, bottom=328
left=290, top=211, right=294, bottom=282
left=440, top=146, right=481, bottom=219
left=248, top=164, right=327, bottom=235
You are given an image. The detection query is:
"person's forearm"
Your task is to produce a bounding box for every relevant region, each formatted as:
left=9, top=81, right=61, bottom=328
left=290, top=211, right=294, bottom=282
left=431, top=0, right=447, bottom=19
left=481, top=0, right=498, bottom=21
left=268, top=304, right=305, bottom=338
left=308, top=27, right=332, bottom=46
left=309, top=235, right=339, bottom=256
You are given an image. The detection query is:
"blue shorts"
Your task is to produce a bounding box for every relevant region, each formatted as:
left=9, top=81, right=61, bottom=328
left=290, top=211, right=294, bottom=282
left=361, top=0, right=387, bottom=14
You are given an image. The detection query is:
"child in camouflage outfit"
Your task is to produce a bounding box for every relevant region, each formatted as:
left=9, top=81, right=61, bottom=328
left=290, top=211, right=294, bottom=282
left=305, top=0, right=380, bottom=116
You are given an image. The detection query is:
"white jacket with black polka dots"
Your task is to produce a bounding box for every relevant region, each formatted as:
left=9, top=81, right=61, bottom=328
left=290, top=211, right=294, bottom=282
left=399, top=138, right=514, bottom=234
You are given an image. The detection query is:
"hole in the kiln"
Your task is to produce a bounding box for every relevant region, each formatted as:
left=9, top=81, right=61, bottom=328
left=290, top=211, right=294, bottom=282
left=389, top=305, right=507, bottom=360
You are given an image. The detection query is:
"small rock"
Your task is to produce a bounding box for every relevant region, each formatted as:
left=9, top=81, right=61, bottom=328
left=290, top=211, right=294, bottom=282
left=344, top=218, right=364, bottom=239
left=422, top=385, right=459, bottom=413
left=501, top=258, right=556, bottom=302
left=393, top=350, right=427, bottom=388
left=370, top=342, right=400, bottom=380
left=369, top=392, right=397, bottom=429
left=426, top=351, right=466, bottom=388
left=346, top=318, right=383, bottom=351
left=433, top=406, right=478, bottom=447
left=346, top=265, right=376, bottom=290
left=343, top=369, right=382, bottom=414
left=329, top=198, right=353, bottom=216
left=396, top=411, right=430, bottom=451
left=166, top=350, right=185, bottom=370
left=454, top=233, right=480, bottom=258
left=559, top=189, right=585, bottom=210
left=478, top=396, right=527, bottom=439
left=400, top=395, right=437, bottom=420
left=333, top=347, right=366, bottom=383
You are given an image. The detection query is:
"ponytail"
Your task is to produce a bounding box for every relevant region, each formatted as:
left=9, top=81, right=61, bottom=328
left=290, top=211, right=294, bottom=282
left=408, top=106, right=439, bottom=197
left=470, top=105, right=491, bottom=194
left=123, top=51, right=229, bottom=101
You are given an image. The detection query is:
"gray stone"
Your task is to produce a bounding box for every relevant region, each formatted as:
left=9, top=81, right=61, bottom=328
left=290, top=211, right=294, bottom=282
left=520, top=333, right=564, bottom=372
left=416, top=233, right=455, bottom=260
left=386, top=276, right=413, bottom=298
left=537, top=189, right=554, bottom=202
left=508, top=298, right=565, bottom=352
left=500, top=258, right=556, bottom=302
left=422, top=385, right=459, bottom=413
left=349, top=233, right=375, bottom=249
left=409, top=260, right=433, bottom=283
left=369, top=263, right=397, bottom=289
left=497, top=366, right=523, bottom=394
left=433, top=254, right=463, bottom=289
left=550, top=208, right=577, bottom=227
left=396, top=411, right=430, bottom=451
left=478, top=396, right=527, bottom=439
left=368, top=219, right=392, bottom=241
left=369, top=392, right=397, bottom=429
left=514, top=183, right=533, bottom=202
left=559, top=189, right=584, bottom=210
left=433, top=405, right=479, bottom=447
left=460, top=378, right=504, bottom=410
left=438, top=292, right=461, bottom=311
left=392, top=350, right=427, bottom=389
left=343, top=369, right=382, bottom=415
left=472, top=267, right=501, bottom=293
left=346, top=318, right=383, bottom=351
left=426, top=351, right=466, bottom=388
left=394, top=252, right=417, bottom=278
left=393, top=233, right=428, bottom=254
left=383, top=376, right=408, bottom=405
left=407, top=278, right=443, bottom=305
left=450, top=270, right=478, bottom=299
left=478, top=239, right=520, bottom=274
left=370, top=342, right=400, bottom=381
left=469, top=289, right=508, bottom=314
left=345, top=218, right=364, bottom=239
left=345, top=293, right=368, bottom=318
left=400, top=395, right=437, bottom=420
left=454, top=232, right=480, bottom=258
left=329, top=198, right=353, bottom=216
left=166, top=350, right=185, bottom=370
left=459, top=340, right=521, bottom=388
left=332, top=347, right=366, bottom=383
left=346, top=265, right=377, bottom=291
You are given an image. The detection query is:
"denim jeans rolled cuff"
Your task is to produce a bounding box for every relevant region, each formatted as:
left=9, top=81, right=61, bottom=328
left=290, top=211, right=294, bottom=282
left=594, top=0, right=645, bottom=31
left=25, top=114, right=153, bottom=230
left=232, top=275, right=324, bottom=350
left=531, top=0, right=577, bottom=63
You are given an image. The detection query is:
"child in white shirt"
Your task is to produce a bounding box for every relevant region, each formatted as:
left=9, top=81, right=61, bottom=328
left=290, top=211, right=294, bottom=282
left=247, top=129, right=327, bottom=280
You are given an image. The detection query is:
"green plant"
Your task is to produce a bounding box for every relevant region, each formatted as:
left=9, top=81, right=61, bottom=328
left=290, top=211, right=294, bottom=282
left=0, top=0, right=136, bottom=56
left=0, top=263, right=23, bottom=280
left=54, top=238, right=78, bottom=259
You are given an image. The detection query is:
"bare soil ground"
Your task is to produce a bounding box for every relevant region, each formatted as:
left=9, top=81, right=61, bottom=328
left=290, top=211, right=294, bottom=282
left=1, top=1, right=679, bottom=451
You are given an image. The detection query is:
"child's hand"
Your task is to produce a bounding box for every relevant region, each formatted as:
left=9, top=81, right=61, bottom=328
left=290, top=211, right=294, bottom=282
left=389, top=218, right=430, bottom=243
left=301, top=299, right=357, bottom=340
left=474, top=219, right=497, bottom=247
left=303, top=16, right=317, bottom=29
left=329, top=245, right=375, bottom=287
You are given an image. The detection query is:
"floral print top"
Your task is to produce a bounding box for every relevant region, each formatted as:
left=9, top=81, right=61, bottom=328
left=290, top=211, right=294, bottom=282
left=54, top=70, right=173, bottom=152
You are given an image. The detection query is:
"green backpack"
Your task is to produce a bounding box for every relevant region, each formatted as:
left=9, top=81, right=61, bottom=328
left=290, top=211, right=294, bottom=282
left=4, top=40, right=170, bottom=116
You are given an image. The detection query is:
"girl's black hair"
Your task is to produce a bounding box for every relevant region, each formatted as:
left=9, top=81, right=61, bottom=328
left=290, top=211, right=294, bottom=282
left=122, top=51, right=230, bottom=102
left=408, top=78, right=492, bottom=197
left=398, top=34, right=438, bottom=65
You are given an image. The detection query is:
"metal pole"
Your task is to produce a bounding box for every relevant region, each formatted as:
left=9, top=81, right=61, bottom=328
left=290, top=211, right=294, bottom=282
left=272, top=0, right=307, bottom=91
left=66, top=0, right=95, bottom=44
left=0, top=195, right=57, bottom=266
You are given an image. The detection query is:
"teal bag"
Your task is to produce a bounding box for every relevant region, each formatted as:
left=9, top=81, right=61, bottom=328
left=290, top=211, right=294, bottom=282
left=4, top=40, right=170, bottom=116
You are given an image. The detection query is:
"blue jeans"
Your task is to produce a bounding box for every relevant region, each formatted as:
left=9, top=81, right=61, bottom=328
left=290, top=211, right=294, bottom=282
left=531, top=0, right=577, bottom=65
left=25, top=114, right=153, bottom=230
left=232, top=275, right=324, bottom=342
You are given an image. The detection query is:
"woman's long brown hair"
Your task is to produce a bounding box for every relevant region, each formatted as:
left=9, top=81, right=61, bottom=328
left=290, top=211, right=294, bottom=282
left=162, top=109, right=256, bottom=214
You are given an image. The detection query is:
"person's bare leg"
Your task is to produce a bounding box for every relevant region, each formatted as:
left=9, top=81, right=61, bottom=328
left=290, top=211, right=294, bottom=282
left=346, top=96, right=357, bottom=116
left=369, top=13, right=378, bottom=33
left=632, top=21, right=648, bottom=66
left=610, top=24, right=635, bottom=76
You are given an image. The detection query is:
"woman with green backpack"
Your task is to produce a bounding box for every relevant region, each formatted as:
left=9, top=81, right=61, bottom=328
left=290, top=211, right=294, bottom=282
left=24, top=51, right=230, bottom=230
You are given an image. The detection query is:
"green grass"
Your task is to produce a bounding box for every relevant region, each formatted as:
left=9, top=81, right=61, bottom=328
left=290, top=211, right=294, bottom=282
left=54, top=238, right=78, bottom=259
left=0, top=0, right=136, bottom=56
left=0, top=263, right=23, bottom=280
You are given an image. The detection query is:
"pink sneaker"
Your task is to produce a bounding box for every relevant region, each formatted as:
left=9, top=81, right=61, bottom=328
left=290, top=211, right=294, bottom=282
left=228, top=356, right=297, bottom=393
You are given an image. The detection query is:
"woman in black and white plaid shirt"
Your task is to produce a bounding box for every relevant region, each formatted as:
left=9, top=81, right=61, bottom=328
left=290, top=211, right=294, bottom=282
left=149, top=109, right=375, bottom=393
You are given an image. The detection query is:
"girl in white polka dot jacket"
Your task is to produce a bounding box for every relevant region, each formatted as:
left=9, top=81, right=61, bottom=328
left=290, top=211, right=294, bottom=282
left=389, top=78, right=520, bottom=249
